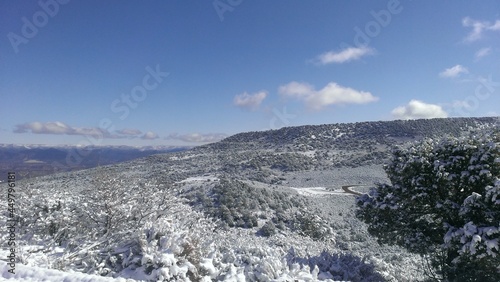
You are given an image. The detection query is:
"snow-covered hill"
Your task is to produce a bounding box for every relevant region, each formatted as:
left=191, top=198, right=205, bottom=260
left=1, top=117, right=498, bottom=281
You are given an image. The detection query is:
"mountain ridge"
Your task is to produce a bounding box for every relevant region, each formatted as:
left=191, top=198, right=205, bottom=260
left=208, top=116, right=499, bottom=149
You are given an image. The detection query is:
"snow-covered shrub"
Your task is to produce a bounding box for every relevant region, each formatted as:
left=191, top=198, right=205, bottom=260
left=54, top=199, right=216, bottom=281
left=356, top=129, right=500, bottom=280
left=286, top=249, right=386, bottom=282
left=186, top=178, right=334, bottom=241
left=294, top=212, right=333, bottom=241
left=260, top=221, right=276, bottom=237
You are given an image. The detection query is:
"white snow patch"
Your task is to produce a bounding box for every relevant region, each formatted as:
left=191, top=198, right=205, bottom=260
left=177, top=175, right=219, bottom=183
left=297, top=151, right=316, bottom=157
left=291, top=187, right=350, bottom=196
left=0, top=261, right=127, bottom=281
left=169, top=154, right=196, bottom=161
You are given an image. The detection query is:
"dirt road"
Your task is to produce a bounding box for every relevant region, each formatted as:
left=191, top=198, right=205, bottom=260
left=341, top=185, right=364, bottom=196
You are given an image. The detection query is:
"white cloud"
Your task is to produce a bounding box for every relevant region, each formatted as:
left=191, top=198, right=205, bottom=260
left=391, top=100, right=448, bottom=120
left=278, top=81, right=314, bottom=99
left=166, top=133, right=227, bottom=143
left=439, top=65, right=468, bottom=78
left=475, top=47, right=491, bottom=60
left=73, top=127, right=109, bottom=138
left=279, top=81, right=378, bottom=111
left=315, top=46, right=375, bottom=65
left=32, top=121, right=70, bottom=134
left=463, top=17, right=500, bottom=42
left=116, top=128, right=142, bottom=137
left=233, top=91, right=267, bottom=110
left=141, top=131, right=159, bottom=140
left=15, top=121, right=101, bottom=137
left=14, top=121, right=152, bottom=139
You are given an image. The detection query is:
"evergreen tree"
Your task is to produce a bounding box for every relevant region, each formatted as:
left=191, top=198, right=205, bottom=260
left=356, top=130, right=500, bottom=281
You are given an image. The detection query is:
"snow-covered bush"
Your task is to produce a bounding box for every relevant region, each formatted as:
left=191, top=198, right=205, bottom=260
left=287, top=249, right=386, bottom=281
left=260, top=221, right=276, bottom=237
left=186, top=178, right=334, bottom=240
left=356, top=129, right=500, bottom=280
left=50, top=192, right=216, bottom=281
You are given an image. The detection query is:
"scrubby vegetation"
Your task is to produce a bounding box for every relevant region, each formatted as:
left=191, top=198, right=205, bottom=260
left=2, top=117, right=498, bottom=281
left=185, top=178, right=333, bottom=240
left=357, top=129, right=500, bottom=281
left=2, top=167, right=401, bottom=281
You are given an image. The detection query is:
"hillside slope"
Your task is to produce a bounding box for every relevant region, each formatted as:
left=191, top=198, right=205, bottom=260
left=1, top=117, right=498, bottom=281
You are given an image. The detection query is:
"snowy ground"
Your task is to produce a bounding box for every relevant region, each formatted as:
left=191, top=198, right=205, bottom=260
left=284, top=165, right=388, bottom=190
left=296, top=150, right=316, bottom=157
left=176, top=175, right=219, bottom=183
left=0, top=154, right=425, bottom=281
left=168, top=154, right=196, bottom=161
left=0, top=261, right=129, bottom=281
left=291, top=187, right=352, bottom=197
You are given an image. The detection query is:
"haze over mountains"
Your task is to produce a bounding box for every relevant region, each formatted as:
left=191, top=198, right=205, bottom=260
left=1, top=117, right=499, bottom=281
left=0, top=144, right=189, bottom=182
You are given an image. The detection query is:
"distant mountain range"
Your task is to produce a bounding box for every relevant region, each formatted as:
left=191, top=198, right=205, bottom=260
left=0, top=144, right=190, bottom=182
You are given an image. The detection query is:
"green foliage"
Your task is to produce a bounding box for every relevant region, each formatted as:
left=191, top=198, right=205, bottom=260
left=187, top=178, right=333, bottom=240
left=189, top=178, right=307, bottom=229
left=356, top=130, right=500, bottom=280
left=294, top=212, right=332, bottom=241
left=260, top=221, right=276, bottom=237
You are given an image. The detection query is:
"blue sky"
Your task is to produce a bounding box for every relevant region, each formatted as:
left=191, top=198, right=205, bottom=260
left=1, top=0, right=499, bottom=146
